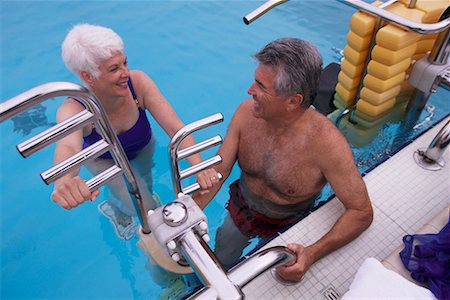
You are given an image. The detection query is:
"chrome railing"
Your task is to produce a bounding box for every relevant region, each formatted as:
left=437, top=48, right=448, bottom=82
left=414, top=119, right=450, bottom=171
left=243, top=0, right=288, bottom=24
left=244, top=0, right=450, bottom=33
left=336, top=0, right=450, bottom=35
left=188, top=246, right=296, bottom=299
left=169, top=113, right=224, bottom=195
left=0, top=82, right=152, bottom=233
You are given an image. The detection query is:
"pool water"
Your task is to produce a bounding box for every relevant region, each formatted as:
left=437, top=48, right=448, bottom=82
left=1, top=1, right=449, bottom=299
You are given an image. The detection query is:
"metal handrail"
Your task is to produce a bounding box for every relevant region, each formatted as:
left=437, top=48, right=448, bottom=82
left=188, top=246, right=296, bottom=299
left=424, top=119, right=450, bottom=162
left=337, top=0, right=450, bottom=34
left=413, top=118, right=450, bottom=170
left=244, top=0, right=450, bottom=32
left=169, top=113, right=224, bottom=195
left=0, top=81, right=151, bottom=233
left=243, top=0, right=288, bottom=24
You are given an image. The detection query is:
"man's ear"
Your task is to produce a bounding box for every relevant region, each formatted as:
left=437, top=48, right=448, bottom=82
left=80, top=71, right=94, bottom=85
left=287, top=93, right=303, bottom=110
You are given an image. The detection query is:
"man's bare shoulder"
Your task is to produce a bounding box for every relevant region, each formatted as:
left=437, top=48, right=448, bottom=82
left=305, top=109, right=348, bottom=147
left=230, top=99, right=255, bottom=123
left=236, top=99, right=254, bottom=113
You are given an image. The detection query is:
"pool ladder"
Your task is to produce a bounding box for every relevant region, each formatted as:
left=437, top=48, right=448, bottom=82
left=0, top=82, right=158, bottom=232
left=0, top=81, right=296, bottom=299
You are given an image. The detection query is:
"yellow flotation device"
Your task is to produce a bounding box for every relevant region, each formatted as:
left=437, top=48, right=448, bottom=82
left=334, top=0, right=449, bottom=129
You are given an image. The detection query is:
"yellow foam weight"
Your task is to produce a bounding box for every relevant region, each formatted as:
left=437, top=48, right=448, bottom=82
left=344, top=45, right=369, bottom=65
left=376, top=24, right=421, bottom=51
left=412, top=52, right=429, bottom=62
left=360, top=85, right=401, bottom=105
left=385, top=2, right=425, bottom=23
left=398, top=0, right=450, bottom=23
left=335, top=83, right=358, bottom=106
left=341, top=59, right=365, bottom=78
left=371, top=44, right=416, bottom=65
left=350, top=11, right=378, bottom=37
left=399, top=80, right=415, bottom=94
left=367, top=58, right=411, bottom=80
left=396, top=80, right=416, bottom=103
left=363, top=72, right=406, bottom=93
left=333, top=94, right=347, bottom=109
left=338, top=71, right=361, bottom=90
left=415, top=38, right=436, bottom=53
left=352, top=116, right=382, bottom=128
left=347, top=30, right=373, bottom=51
left=356, top=98, right=396, bottom=117
left=354, top=107, right=390, bottom=122
left=419, top=33, right=439, bottom=42
left=353, top=110, right=388, bottom=128
left=420, top=5, right=449, bottom=23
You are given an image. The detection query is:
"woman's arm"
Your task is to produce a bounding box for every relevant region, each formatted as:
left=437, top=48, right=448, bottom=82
left=51, top=99, right=100, bottom=209
left=130, top=70, right=218, bottom=188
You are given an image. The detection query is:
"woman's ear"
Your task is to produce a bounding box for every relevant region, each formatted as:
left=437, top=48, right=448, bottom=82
left=80, top=71, right=94, bottom=85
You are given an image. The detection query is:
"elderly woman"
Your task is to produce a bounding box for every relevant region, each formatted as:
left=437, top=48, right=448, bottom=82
left=52, top=24, right=216, bottom=239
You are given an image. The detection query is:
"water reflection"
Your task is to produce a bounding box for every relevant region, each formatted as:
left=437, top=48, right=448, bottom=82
left=11, top=104, right=55, bottom=136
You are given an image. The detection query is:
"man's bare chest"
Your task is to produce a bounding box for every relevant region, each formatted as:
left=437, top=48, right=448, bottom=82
left=237, top=129, right=323, bottom=198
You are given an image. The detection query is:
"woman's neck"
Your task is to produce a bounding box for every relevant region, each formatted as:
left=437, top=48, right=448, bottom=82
left=91, top=88, right=129, bottom=114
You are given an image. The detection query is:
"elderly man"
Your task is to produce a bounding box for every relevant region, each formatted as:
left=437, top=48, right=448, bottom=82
left=195, top=38, right=373, bottom=282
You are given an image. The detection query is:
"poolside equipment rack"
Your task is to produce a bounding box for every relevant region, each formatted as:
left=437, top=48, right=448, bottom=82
left=244, top=0, right=450, bottom=133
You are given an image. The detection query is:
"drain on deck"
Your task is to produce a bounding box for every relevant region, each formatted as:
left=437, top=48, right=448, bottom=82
left=322, top=285, right=340, bottom=300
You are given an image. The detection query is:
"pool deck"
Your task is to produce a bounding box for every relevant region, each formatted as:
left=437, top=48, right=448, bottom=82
left=242, top=116, right=450, bottom=300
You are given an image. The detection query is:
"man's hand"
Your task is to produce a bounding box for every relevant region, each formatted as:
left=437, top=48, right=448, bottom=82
left=51, top=176, right=100, bottom=209
left=196, top=168, right=221, bottom=193
left=276, top=243, right=314, bottom=282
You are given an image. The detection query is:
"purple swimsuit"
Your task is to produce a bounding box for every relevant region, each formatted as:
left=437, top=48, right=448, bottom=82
left=78, top=78, right=152, bottom=160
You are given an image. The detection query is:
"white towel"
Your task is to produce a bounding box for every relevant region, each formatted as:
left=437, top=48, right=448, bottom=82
left=342, top=257, right=436, bottom=299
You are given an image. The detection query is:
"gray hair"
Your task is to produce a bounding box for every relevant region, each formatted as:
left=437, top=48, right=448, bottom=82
left=253, top=38, right=323, bottom=108
left=61, top=24, right=124, bottom=79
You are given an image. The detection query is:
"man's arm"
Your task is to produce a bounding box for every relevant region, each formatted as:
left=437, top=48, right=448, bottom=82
left=193, top=101, right=248, bottom=209
left=278, top=124, right=373, bottom=281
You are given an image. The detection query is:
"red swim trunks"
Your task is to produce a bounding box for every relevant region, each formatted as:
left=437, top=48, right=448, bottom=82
left=226, top=180, right=310, bottom=238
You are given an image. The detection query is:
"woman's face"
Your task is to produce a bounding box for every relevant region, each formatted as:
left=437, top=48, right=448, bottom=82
left=93, top=52, right=130, bottom=98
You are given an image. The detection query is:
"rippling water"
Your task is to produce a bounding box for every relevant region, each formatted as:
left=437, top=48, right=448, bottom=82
left=1, top=1, right=449, bottom=299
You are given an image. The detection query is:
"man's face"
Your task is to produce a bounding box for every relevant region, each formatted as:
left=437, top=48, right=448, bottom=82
left=247, top=64, right=289, bottom=119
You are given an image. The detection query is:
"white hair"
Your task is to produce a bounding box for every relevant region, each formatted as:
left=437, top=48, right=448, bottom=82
left=61, top=24, right=124, bottom=79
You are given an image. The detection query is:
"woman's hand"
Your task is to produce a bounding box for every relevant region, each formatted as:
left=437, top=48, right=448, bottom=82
left=51, top=176, right=100, bottom=209
left=276, top=243, right=314, bottom=282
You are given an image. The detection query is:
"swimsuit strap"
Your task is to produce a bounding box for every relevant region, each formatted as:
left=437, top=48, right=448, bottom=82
left=127, top=77, right=139, bottom=105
